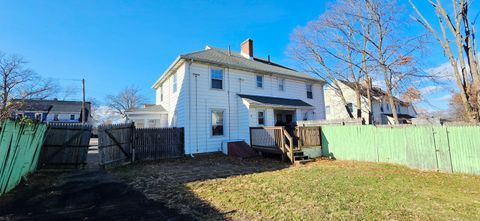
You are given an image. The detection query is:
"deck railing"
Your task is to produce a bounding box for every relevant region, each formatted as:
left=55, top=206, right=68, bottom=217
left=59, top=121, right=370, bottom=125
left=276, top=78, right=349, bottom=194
left=249, top=126, right=297, bottom=163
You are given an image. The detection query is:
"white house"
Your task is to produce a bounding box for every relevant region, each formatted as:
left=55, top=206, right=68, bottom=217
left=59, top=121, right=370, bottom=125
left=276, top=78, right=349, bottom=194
left=127, top=39, right=326, bottom=154
left=324, top=80, right=417, bottom=124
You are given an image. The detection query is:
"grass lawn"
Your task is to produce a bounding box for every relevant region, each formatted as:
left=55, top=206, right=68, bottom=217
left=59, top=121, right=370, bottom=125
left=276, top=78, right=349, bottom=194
left=113, top=156, right=480, bottom=220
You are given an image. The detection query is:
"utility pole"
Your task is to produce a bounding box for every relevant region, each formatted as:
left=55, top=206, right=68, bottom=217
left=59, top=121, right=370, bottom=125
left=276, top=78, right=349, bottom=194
left=82, top=78, right=86, bottom=124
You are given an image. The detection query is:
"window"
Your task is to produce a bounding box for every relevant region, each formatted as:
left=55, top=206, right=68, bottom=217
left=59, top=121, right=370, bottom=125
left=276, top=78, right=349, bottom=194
left=303, top=112, right=308, bottom=121
left=258, top=111, right=265, bottom=125
left=135, top=120, right=145, bottom=128
left=148, top=119, right=159, bottom=128
left=278, top=78, right=285, bottom=91
left=306, top=84, right=313, bottom=99
left=35, top=113, right=42, bottom=121
left=172, top=73, right=177, bottom=93
left=256, top=75, right=263, bottom=88
left=160, top=84, right=163, bottom=102
left=347, top=103, right=353, bottom=114
left=211, top=69, right=223, bottom=89
left=325, top=105, right=331, bottom=115
left=380, top=104, right=384, bottom=112
left=212, top=110, right=224, bottom=136
left=70, top=114, right=75, bottom=120
left=17, top=113, right=23, bottom=119
left=53, top=114, right=59, bottom=121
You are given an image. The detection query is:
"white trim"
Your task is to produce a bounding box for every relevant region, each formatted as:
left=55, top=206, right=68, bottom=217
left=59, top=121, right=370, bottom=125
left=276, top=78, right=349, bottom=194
left=210, top=108, right=225, bottom=137
left=256, top=74, right=264, bottom=89
left=209, top=66, right=225, bottom=91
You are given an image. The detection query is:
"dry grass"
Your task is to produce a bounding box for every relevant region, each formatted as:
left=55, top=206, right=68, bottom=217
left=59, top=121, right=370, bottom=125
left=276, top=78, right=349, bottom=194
left=113, top=157, right=480, bottom=220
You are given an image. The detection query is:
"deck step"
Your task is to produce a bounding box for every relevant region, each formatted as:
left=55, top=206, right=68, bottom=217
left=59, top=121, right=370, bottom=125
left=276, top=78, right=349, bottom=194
left=294, top=158, right=315, bottom=165
left=294, top=155, right=308, bottom=161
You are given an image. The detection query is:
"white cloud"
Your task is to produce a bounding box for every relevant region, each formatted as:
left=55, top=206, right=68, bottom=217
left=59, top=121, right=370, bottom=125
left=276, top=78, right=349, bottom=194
left=92, top=106, right=125, bottom=126
left=419, top=85, right=443, bottom=95
left=426, top=62, right=457, bottom=81
left=432, top=94, right=452, bottom=102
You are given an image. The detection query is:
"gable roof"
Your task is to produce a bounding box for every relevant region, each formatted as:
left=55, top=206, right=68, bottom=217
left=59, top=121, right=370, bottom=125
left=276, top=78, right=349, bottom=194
left=153, top=46, right=324, bottom=88
left=338, top=80, right=410, bottom=106
left=238, top=94, right=313, bottom=109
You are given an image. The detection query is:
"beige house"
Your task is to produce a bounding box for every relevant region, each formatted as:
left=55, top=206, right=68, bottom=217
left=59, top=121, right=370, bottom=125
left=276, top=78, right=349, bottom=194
left=324, top=80, right=417, bottom=124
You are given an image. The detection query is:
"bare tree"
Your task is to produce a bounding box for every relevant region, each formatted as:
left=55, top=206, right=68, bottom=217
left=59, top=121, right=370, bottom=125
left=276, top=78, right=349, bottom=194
left=105, top=86, right=146, bottom=118
left=354, top=0, right=429, bottom=124
left=410, top=0, right=480, bottom=122
left=289, top=0, right=373, bottom=120
left=0, top=52, right=56, bottom=120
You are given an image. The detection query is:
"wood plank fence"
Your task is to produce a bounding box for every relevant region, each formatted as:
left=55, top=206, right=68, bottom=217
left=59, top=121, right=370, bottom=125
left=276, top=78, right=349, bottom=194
left=98, top=123, right=134, bottom=168
left=0, top=120, right=48, bottom=196
left=39, top=123, right=92, bottom=168
left=133, top=128, right=184, bottom=161
left=98, top=123, right=185, bottom=168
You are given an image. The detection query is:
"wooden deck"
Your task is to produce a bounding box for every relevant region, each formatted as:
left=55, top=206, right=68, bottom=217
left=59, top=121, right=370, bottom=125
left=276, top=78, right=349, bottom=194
left=249, top=126, right=322, bottom=164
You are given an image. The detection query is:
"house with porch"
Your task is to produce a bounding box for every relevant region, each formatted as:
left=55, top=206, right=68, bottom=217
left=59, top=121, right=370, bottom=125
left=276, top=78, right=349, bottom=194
left=126, top=39, right=326, bottom=157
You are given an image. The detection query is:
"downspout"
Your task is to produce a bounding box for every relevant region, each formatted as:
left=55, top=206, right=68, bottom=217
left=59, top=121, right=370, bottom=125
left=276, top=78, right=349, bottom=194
left=227, top=67, right=231, bottom=140
left=187, top=59, right=195, bottom=158
left=193, top=72, right=200, bottom=155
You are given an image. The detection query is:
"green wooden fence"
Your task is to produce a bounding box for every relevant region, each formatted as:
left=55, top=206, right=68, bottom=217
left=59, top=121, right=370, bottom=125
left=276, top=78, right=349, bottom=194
left=0, top=120, right=48, bottom=196
left=321, top=125, right=480, bottom=175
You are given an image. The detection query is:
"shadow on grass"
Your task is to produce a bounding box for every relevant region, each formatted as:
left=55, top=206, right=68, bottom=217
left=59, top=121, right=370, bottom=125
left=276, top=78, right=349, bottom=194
left=112, top=153, right=290, bottom=220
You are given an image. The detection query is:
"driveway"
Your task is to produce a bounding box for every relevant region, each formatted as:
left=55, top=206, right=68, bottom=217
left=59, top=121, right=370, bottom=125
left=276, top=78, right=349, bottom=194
left=0, top=169, right=191, bottom=221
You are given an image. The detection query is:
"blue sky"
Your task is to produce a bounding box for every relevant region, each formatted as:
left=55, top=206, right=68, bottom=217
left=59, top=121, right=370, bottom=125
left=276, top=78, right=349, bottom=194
left=0, top=0, right=464, bottom=111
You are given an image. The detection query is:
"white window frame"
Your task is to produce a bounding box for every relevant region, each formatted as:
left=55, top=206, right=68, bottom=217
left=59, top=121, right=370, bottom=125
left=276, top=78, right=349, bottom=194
left=278, top=78, right=285, bottom=91
left=211, top=109, right=225, bottom=137
left=257, top=110, right=265, bottom=125
left=306, top=84, right=313, bottom=99
left=256, top=75, right=264, bottom=88
left=172, top=73, right=177, bottom=93
left=210, top=68, right=224, bottom=90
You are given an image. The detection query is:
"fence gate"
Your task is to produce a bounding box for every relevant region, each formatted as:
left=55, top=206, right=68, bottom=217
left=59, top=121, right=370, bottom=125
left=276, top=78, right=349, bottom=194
left=39, top=123, right=92, bottom=168
left=98, top=123, right=134, bottom=168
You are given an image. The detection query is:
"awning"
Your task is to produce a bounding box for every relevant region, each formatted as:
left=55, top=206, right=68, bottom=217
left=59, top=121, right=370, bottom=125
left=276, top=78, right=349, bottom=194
left=238, top=94, right=313, bottom=109
left=383, top=113, right=415, bottom=118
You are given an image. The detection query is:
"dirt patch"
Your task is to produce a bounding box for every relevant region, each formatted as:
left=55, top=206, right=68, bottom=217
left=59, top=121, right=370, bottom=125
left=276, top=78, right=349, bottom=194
left=112, top=154, right=289, bottom=220
left=0, top=169, right=192, bottom=221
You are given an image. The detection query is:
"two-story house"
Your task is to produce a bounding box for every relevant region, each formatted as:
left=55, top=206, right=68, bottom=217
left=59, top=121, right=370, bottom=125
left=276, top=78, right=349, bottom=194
left=127, top=39, right=326, bottom=154
left=324, top=80, right=417, bottom=124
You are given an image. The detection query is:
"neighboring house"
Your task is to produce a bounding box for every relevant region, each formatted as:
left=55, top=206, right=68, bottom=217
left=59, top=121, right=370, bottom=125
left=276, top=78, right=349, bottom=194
left=10, top=99, right=91, bottom=123
left=127, top=38, right=326, bottom=154
left=125, top=104, right=168, bottom=128
left=324, top=80, right=417, bottom=124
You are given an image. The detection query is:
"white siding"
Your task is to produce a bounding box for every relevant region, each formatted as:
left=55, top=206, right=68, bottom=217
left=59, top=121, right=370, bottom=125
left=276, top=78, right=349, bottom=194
left=183, top=63, right=325, bottom=154
left=324, top=81, right=417, bottom=124
left=155, top=64, right=186, bottom=128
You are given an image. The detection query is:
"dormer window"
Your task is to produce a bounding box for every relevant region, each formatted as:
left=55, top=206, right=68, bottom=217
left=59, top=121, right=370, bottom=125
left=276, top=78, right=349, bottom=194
left=211, top=69, right=223, bottom=89
left=256, top=75, right=263, bottom=88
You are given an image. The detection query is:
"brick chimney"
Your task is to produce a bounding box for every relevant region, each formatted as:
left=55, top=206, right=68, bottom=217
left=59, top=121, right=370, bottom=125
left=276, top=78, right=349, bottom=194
left=240, top=38, right=253, bottom=59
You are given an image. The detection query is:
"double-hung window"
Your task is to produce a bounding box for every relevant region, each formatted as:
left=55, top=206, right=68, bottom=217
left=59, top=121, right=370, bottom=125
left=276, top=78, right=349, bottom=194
left=160, top=84, right=163, bottom=102
left=172, top=74, right=177, bottom=93
left=211, top=69, right=223, bottom=89
left=70, top=114, right=75, bottom=120
left=258, top=111, right=265, bottom=125
left=212, top=110, right=224, bottom=136
left=306, top=84, right=313, bottom=99
left=256, top=75, right=263, bottom=88
left=347, top=103, right=353, bottom=114
left=278, top=78, right=285, bottom=91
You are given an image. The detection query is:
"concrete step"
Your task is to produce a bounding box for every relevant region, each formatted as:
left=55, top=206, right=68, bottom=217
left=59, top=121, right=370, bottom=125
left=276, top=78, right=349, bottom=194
left=294, top=158, right=315, bottom=165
